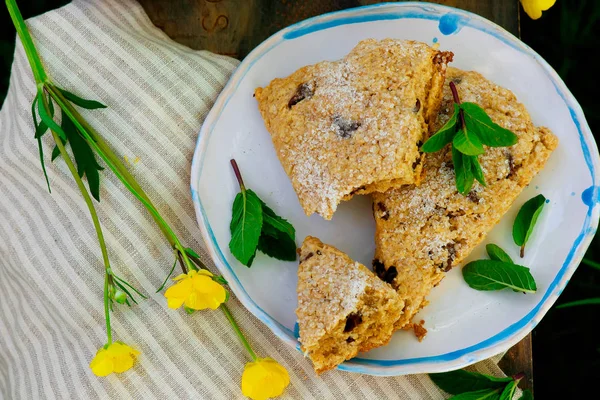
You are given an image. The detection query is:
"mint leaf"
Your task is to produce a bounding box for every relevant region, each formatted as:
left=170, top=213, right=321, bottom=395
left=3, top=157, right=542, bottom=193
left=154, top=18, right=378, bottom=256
left=452, top=146, right=474, bottom=194
left=461, top=102, right=518, bottom=147
left=499, top=381, right=518, bottom=400
left=257, top=230, right=297, bottom=261
left=229, top=189, right=263, bottom=266
left=486, top=244, right=514, bottom=264
left=429, top=370, right=512, bottom=395
left=259, top=200, right=295, bottom=241
left=512, top=194, right=546, bottom=258
left=518, top=389, right=533, bottom=400
left=453, top=128, right=485, bottom=156
left=470, top=155, right=486, bottom=186
left=463, top=260, right=537, bottom=293
left=449, top=389, right=503, bottom=400
left=421, top=104, right=459, bottom=153
left=58, top=87, right=107, bottom=109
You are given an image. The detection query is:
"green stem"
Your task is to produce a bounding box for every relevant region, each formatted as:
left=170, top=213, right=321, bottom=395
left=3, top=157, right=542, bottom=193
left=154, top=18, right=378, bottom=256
left=6, top=0, right=47, bottom=84
left=221, top=304, right=257, bottom=361
left=582, top=258, right=600, bottom=271
left=42, top=93, right=113, bottom=344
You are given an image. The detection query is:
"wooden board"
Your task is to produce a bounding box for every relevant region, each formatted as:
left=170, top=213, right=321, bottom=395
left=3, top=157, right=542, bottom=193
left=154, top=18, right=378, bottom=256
left=137, top=0, right=531, bottom=392
left=138, top=0, right=519, bottom=58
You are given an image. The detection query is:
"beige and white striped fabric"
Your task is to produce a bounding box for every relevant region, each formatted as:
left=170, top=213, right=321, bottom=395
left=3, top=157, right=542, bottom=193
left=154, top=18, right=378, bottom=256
left=0, top=0, right=509, bottom=398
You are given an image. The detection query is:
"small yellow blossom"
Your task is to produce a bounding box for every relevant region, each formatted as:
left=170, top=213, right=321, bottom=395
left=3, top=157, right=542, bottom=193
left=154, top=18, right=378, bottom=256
left=241, top=358, right=290, bottom=400
left=164, top=269, right=226, bottom=310
left=520, top=0, right=556, bottom=20
left=90, top=342, right=140, bottom=377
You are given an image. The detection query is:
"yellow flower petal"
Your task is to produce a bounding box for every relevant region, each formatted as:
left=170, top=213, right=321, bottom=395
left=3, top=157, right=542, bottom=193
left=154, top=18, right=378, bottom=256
left=90, top=343, right=139, bottom=377
left=90, top=349, right=114, bottom=377
left=164, top=276, right=193, bottom=309
left=520, top=0, right=556, bottom=20
left=241, top=358, right=290, bottom=400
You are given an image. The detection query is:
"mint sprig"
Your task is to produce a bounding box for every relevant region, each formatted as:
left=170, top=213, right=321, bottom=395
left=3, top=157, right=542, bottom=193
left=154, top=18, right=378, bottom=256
left=422, top=81, right=518, bottom=194
left=229, top=160, right=297, bottom=267
left=430, top=370, right=530, bottom=400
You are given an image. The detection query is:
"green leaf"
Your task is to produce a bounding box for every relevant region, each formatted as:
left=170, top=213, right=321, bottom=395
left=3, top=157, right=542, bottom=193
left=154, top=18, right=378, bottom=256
left=448, top=389, right=503, bottom=400
left=421, top=104, right=460, bottom=153
left=461, top=102, right=518, bottom=147
left=429, top=370, right=512, bottom=395
left=453, top=128, right=485, bottom=156
left=498, top=381, right=518, bottom=400
left=512, top=194, right=546, bottom=257
left=518, top=389, right=533, bottom=400
left=486, top=244, right=514, bottom=264
left=556, top=297, right=600, bottom=309
left=156, top=257, right=177, bottom=293
left=184, top=248, right=201, bottom=259
left=453, top=146, right=474, bottom=195
left=463, top=260, right=537, bottom=293
left=257, top=230, right=297, bottom=261
left=37, top=96, right=66, bottom=141
left=58, top=87, right=107, bottom=109
left=50, top=138, right=66, bottom=161
left=31, top=94, right=51, bottom=192
left=229, top=189, right=263, bottom=266
left=470, top=156, right=486, bottom=187
left=61, top=116, right=103, bottom=201
left=259, top=200, right=295, bottom=241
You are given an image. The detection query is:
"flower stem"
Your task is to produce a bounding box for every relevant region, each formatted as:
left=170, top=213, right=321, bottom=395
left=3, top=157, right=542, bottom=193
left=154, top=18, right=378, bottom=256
left=5, top=0, right=47, bottom=84
left=230, top=159, right=246, bottom=191
left=41, top=93, right=113, bottom=344
left=221, top=304, right=257, bottom=361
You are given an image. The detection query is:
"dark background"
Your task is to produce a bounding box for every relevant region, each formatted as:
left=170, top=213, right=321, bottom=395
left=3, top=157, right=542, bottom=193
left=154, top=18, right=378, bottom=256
left=1, top=0, right=599, bottom=397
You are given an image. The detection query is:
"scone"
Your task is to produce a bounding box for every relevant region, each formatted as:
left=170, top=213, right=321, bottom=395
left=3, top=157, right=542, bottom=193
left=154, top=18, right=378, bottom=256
left=255, top=39, right=453, bottom=219
left=296, top=236, right=403, bottom=373
left=372, top=68, right=559, bottom=331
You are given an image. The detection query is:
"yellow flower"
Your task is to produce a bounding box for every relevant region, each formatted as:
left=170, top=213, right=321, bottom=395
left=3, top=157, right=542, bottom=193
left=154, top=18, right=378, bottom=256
left=90, top=342, right=140, bottom=377
left=520, top=0, right=556, bottom=20
left=164, top=269, right=226, bottom=310
left=241, top=358, right=290, bottom=400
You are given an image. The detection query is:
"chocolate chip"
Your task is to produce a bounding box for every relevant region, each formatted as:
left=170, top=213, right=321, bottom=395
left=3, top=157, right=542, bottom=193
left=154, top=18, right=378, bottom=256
left=316, top=250, right=322, bottom=255
left=506, top=151, right=517, bottom=179
left=300, top=252, right=314, bottom=263
left=333, top=115, right=361, bottom=138
left=468, top=191, right=480, bottom=203
left=346, top=337, right=355, bottom=343
left=376, top=202, right=389, bottom=220
left=412, top=156, right=422, bottom=170
left=344, top=312, right=363, bottom=332
left=413, top=99, right=421, bottom=113
left=288, top=82, right=314, bottom=108
left=373, top=260, right=397, bottom=283
left=442, top=243, right=456, bottom=272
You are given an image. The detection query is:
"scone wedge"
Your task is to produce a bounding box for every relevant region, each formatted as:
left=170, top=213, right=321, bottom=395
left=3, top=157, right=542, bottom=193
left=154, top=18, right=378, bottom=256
left=256, top=39, right=453, bottom=219
left=296, top=236, right=403, bottom=373
left=372, top=68, right=559, bottom=331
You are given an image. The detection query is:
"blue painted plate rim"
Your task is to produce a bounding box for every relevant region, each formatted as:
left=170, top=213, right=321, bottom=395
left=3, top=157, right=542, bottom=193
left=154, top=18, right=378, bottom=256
left=190, top=2, right=600, bottom=375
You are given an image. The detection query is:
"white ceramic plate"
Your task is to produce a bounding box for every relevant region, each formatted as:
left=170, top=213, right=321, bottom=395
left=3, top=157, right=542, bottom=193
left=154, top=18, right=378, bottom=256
left=191, top=2, right=600, bottom=375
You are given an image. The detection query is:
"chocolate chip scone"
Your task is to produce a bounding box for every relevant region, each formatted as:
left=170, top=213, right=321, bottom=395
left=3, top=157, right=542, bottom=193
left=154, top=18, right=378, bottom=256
left=255, top=39, right=453, bottom=219
left=372, top=67, right=559, bottom=332
left=296, top=236, right=403, bottom=373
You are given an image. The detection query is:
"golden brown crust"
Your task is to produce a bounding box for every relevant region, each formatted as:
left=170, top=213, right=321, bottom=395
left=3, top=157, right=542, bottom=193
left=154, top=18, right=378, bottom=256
left=373, top=68, right=558, bottom=331
left=296, top=236, right=403, bottom=373
left=255, top=39, right=452, bottom=219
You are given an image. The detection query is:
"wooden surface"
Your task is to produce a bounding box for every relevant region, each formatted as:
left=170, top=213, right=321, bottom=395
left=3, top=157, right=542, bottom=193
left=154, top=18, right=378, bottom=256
left=138, top=0, right=520, bottom=58
left=137, top=0, right=531, bottom=392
